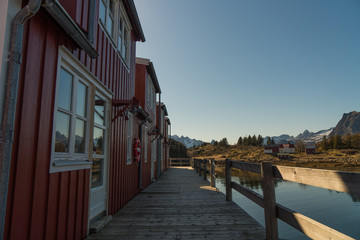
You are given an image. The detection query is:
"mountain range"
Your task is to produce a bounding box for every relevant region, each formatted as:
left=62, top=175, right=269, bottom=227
left=170, top=135, right=204, bottom=149
left=172, top=111, right=360, bottom=147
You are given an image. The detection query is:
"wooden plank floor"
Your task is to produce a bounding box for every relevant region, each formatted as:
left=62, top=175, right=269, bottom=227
left=86, top=167, right=266, bottom=240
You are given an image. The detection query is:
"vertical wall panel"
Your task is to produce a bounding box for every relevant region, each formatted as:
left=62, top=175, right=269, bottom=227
left=29, top=22, right=57, bottom=240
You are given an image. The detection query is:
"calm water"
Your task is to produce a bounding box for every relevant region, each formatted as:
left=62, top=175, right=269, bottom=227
left=215, top=169, right=360, bottom=240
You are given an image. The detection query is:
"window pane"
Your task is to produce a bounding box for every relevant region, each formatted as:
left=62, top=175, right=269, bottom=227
left=93, top=127, right=104, bottom=155
left=91, top=158, right=103, bottom=188
left=99, top=0, right=106, bottom=23
left=106, top=15, right=114, bottom=37
left=94, top=96, right=105, bottom=125
left=76, top=81, right=87, bottom=117
left=117, top=36, right=122, bottom=52
left=58, top=67, right=73, bottom=111
left=55, top=111, right=70, bottom=152
left=75, top=119, right=86, bottom=153
left=109, top=0, right=114, bottom=16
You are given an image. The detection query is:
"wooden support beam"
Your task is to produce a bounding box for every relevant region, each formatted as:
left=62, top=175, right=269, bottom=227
left=210, top=158, right=215, bottom=187
left=261, top=161, right=278, bottom=240
left=225, top=159, right=232, bottom=201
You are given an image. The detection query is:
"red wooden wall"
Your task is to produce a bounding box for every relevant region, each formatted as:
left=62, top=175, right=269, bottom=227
left=134, top=63, right=158, bottom=188
left=5, top=0, right=143, bottom=238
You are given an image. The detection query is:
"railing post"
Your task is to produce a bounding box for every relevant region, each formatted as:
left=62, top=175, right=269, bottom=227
left=225, top=159, right=232, bottom=201
left=203, top=159, right=207, bottom=180
left=261, top=161, right=278, bottom=240
left=199, top=159, right=202, bottom=176
left=210, top=158, right=215, bottom=187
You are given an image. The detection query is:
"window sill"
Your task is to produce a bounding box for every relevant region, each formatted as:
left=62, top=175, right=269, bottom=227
left=53, top=159, right=92, bottom=167
left=50, top=159, right=92, bottom=173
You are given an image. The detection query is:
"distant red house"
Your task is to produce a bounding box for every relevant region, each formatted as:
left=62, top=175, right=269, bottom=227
left=264, top=144, right=295, bottom=155
left=264, top=145, right=280, bottom=154
left=305, top=145, right=316, bottom=154
left=157, top=103, right=170, bottom=175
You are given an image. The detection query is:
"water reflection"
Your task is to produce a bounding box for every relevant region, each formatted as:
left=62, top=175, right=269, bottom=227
left=214, top=167, right=360, bottom=239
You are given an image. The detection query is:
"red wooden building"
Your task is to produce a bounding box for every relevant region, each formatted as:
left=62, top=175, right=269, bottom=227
left=157, top=103, right=170, bottom=174
left=264, top=144, right=295, bottom=154
left=135, top=57, right=161, bottom=185
left=305, top=145, right=316, bottom=154
left=0, top=0, right=165, bottom=239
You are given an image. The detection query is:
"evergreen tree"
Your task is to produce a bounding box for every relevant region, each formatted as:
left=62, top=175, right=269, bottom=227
left=219, top=137, right=229, bottom=147
left=257, top=135, right=263, bottom=147
left=351, top=134, right=360, bottom=149
left=247, top=135, right=252, bottom=146
left=266, top=137, right=272, bottom=145
left=328, top=135, right=335, bottom=149
left=271, top=137, right=275, bottom=145
left=243, top=136, right=248, bottom=146
left=237, top=137, right=243, bottom=146
left=251, top=135, right=257, bottom=146
left=333, top=135, right=342, bottom=149
left=320, top=136, right=328, bottom=150
left=344, top=134, right=352, bottom=149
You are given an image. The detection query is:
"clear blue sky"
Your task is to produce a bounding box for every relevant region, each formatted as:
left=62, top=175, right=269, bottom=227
left=134, top=0, right=360, bottom=144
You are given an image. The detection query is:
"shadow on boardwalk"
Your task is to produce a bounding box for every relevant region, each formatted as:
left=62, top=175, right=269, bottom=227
left=86, top=167, right=265, bottom=240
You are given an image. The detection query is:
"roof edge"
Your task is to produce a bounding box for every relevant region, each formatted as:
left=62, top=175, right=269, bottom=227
left=125, top=0, right=145, bottom=42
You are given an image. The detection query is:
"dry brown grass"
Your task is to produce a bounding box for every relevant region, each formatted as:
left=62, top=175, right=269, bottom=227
left=188, top=145, right=360, bottom=171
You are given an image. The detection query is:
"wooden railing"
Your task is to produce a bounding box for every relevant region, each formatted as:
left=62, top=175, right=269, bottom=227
left=169, top=158, right=191, bottom=166
left=224, top=159, right=360, bottom=240
left=193, top=158, right=216, bottom=188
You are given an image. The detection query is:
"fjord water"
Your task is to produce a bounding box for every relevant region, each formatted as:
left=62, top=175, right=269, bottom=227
left=215, top=170, right=360, bottom=240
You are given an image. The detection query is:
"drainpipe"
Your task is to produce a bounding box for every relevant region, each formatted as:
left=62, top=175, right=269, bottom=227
left=0, top=0, right=42, bottom=238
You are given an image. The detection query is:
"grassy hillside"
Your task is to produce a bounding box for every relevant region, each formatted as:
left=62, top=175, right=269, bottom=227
left=188, top=144, right=360, bottom=171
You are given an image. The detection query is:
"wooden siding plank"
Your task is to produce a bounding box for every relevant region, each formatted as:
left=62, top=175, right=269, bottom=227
left=29, top=23, right=57, bottom=239
left=82, top=0, right=89, bottom=33
left=75, top=170, right=85, bottom=239
left=67, top=171, right=78, bottom=239
left=57, top=172, right=70, bottom=240
left=82, top=169, right=90, bottom=238
left=45, top=173, right=61, bottom=240
left=76, top=0, right=82, bottom=29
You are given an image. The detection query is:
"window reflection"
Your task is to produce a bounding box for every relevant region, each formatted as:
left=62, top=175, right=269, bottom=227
left=99, top=0, right=106, bottom=23
left=76, top=82, right=87, bottom=117
left=75, top=119, right=85, bottom=153
left=58, top=67, right=73, bottom=111
left=91, top=158, right=103, bottom=188
left=94, top=96, right=105, bottom=125
left=55, top=111, right=70, bottom=152
left=93, top=127, right=104, bottom=155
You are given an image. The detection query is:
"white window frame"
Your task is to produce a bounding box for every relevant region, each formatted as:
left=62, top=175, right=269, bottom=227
left=50, top=46, right=112, bottom=173
left=126, top=112, right=133, bottom=164
left=99, top=0, right=115, bottom=39
left=117, top=3, right=131, bottom=65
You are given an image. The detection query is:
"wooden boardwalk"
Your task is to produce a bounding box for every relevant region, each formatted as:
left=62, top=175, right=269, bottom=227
left=86, top=167, right=265, bottom=240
